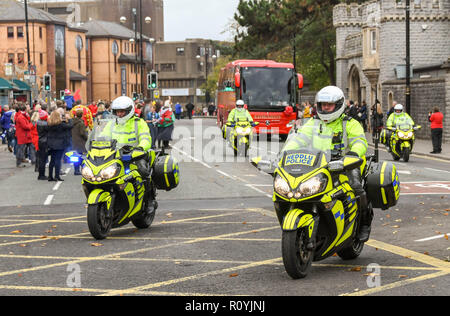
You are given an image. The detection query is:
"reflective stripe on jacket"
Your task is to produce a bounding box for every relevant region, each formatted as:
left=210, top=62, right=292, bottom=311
left=282, top=115, right=368, bottom=158
left=227, top=108, right=254, bottom=123
left=104, top=117, right=152, bottom=151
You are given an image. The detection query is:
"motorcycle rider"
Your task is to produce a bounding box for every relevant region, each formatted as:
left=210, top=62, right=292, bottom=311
left=224, top=100, right=256, bottom=140
left=227, top=100, right=255, bottom=126
left=282, top=86, right=372, bottom=242
left=385, top=103, right=415, bottom=152
left=107, top=96, right=153, bottom=177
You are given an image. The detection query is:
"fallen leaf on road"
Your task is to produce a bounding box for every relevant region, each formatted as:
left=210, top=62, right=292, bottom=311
left=91, top=243, right=103, bottom=247
left=229, top=273, right=239, bottom=277
left=398, top=275, right=408, bottom=278
left=10, top=230, right=22, bottom=234
left=444, top=234, right=448, bottom=240
left=349, top=266, right=362, bottom=272
left=166, top=213, right=173, bottom=218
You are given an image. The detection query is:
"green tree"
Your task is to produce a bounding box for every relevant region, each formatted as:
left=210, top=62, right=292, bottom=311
left=232, top=0, right=363, bottom=90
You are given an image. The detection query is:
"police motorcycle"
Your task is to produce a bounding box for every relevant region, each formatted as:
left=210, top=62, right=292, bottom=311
left=225, top=119, right=259, bottom=157
left=383, top=124, right=421, bottom=162
left=66, top=118, right=179, bottom=240
left=252, top=119, right=400, bottom=279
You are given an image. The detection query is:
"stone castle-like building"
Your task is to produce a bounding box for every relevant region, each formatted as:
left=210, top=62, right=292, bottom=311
left=333, top=0, right=450, bottom=141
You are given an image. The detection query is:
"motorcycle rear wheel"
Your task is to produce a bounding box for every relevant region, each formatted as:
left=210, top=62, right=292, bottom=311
left=282, top=229, right=313, bottom=279
left=87, top=203, right=112, bottom=240
left=337, top=238, right=364, bottom=260
left=132, top=200, right=156, bottom=229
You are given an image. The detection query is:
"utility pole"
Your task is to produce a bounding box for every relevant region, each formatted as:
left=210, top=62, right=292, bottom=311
left=405, top=0, right=411, bottom=115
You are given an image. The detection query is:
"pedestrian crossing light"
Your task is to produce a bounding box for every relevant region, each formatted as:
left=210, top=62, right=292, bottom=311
left=43, top=74, right=51, bottom=91
left=148, top=72, right=158, bottom=89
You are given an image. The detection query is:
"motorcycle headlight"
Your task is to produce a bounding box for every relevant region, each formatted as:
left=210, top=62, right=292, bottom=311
left=407, top=132, right=413, bottom=138
left=81, top=164, right=95, bottom=180
left=100, top=164, right=120, bottom=180
left=236, top=127, right=251, bottom=135
left=398, top=131, right=405, bottom=138
left=298, top=175, right=327, bottom=197
left=274, top=175, right=291, bottom=197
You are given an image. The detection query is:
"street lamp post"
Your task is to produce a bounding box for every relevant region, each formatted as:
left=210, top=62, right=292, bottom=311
left=196, top=47, right=216, bottom=105
left=121, top=2, right=151, bottom=100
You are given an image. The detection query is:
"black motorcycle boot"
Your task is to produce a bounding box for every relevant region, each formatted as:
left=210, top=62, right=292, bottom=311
left=357, top=193, right=373, bottom=242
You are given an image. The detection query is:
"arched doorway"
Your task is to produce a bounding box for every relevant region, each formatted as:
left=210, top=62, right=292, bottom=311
left=348, top=66, right=361, bottom=104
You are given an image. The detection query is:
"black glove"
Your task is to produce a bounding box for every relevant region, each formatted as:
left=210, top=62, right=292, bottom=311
left=346, top=151, right=359, bottom=157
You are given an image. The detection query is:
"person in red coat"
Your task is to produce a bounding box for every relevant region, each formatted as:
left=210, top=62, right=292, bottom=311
left=428, top=107, right=444, bottom=154
left=14, top=104, right=35, bottom=168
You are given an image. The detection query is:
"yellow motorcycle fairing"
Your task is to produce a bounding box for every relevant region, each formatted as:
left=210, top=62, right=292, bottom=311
left=87, top=189, right=112, bottom=210
left=282, top=209, right=315, bottom=235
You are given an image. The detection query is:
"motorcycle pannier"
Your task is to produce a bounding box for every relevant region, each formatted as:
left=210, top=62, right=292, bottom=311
left=153, top=155, right=180, bottom=191
left=367, top=161, right=400, bottom=210
left=380, top=129, right=388, bottom=145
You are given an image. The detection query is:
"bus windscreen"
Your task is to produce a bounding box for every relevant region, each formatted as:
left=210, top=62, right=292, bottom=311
left=241, top=67, right=294, bottom=109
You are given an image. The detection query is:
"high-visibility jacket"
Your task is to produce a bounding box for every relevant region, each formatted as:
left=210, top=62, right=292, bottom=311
left=103, top=117, right=152, bottom=152
left=386, top=112, right=415, bottom=129
left=227, top=108, right=254, bottom=123
left=282, top=115, right=368, bottom=158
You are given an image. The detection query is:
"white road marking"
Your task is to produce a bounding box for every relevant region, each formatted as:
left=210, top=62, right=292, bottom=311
left=52, top=181, right=62, bottom=191
left=415, top=233, right=450, bottom=242
left=425, top=167, right=450, bottom=174
left=44, top=195, right=54, bottom=206
left=397, top=170, right=411, bottom=175
left=171, top=146, right=212, bottom=169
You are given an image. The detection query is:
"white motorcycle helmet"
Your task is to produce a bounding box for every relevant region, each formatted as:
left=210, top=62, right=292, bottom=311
left=394, top=103, right=404, bottom=116
left=111, top=96, right=135, bottom=125
left=315, top=86, right=346, bottom=123
left=236, top=99, right=245, bottom=112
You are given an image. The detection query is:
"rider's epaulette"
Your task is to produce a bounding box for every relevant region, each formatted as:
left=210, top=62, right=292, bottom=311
left=342, top=115, right=352, bottom=122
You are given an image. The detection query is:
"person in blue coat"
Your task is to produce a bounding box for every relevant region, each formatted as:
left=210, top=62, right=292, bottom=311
left=64, top=89, right=75, bottom=111
left=0, top=105, right=15, bottom=152
left=174, top=102, right=182, bottom=120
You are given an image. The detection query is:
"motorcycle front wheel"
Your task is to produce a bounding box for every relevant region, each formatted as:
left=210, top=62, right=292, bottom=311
left=403, top=147, right=410, bottom=162
left=282, top=229, right=313, bottom=279
left=87, top=203, right=112, bottom=240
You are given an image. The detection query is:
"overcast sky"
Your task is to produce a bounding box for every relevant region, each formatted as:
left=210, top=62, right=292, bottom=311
left=164, top=0, right=240, bottom=42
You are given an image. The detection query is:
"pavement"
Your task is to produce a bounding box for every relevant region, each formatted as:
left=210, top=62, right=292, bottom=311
left=365, top=132, right=450, bottom=162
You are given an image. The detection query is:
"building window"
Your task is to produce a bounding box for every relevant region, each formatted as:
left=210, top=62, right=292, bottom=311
left=17, top=53, right=24, bottom=64
left=7, top=27, right=14, bottom=38
left=176, top=47, right=185, bottom=56
left=17, top=26, right=24, bottom=38
left=40, top=53, right=43, bottom=65
left=8, top=53, right=14, bottom=64
left=160, top=63, right=176, bottom=72
left=370, top=30, right=377, bottom=54
left=39, top=27, right=42, bottom=38
left=432, top=0, right=439, bottom=8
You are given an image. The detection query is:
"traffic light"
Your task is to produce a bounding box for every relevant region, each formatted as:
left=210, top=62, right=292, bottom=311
left=132, top=92, right=138, bottom=101
left=148, top=72, right=158, bottom=89
left=43, top=74, right=51, bottom=91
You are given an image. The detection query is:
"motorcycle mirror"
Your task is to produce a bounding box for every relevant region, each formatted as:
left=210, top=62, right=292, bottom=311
left=251, top=157, right=275, bottom=175
left=328, top=160, right=344, bottom=172
left=342, top=156, right=363, bottom=171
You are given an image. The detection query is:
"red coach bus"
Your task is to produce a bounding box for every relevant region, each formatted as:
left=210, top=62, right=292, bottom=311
left=216, top=59, right=303, bottom=140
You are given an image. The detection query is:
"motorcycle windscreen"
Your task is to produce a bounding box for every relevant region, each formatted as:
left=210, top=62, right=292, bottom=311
left=280, top=119, right=332, bottom=175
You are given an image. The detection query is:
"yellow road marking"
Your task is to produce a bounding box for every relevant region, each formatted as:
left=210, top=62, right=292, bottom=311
left=341, top=270, right=449, bottom=296
left=99, top=257, right=282, bottom=296
left=367, top=239, right=450, bottom=269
